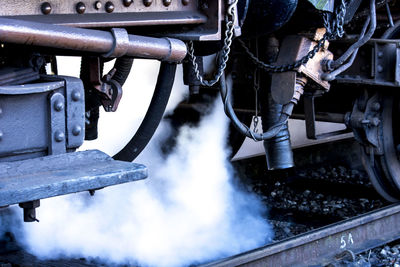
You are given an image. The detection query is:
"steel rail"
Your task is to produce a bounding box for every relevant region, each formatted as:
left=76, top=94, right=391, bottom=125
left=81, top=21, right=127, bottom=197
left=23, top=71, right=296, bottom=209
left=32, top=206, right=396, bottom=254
left=203, top=204, right=400, bottom=267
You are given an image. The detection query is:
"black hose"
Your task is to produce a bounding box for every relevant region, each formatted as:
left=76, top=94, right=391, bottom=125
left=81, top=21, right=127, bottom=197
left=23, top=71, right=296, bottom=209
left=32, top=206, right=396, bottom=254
left=112, top=57, right=134, bottom=86
left=220, top=73, right=292, bottom=141
left=113, top=62, right=177, bottom=162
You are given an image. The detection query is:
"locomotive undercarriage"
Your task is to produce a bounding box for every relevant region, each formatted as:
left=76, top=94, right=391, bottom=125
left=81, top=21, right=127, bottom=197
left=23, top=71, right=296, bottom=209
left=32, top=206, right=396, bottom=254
left=1, top=0, right=400, bottom=222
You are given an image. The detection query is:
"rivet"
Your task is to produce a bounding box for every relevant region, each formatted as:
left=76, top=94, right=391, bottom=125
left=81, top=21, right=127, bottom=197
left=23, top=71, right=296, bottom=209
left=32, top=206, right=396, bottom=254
left=71, top=90, right=81, bottom=101
left=0, top=131, right=3, bottom=141
left=72, top=125, right=82, bottom=136
left=123, top=0, right=133, bottom=7
left=76, top=2, right=86, bottom=14
left=182, top=0, right=189, bottom=5
left=94, top=1, right=102, bottom=9
left=0, top=108, right=2, bottom=115
left=377, top=65, right=383, bottom=73
left=41, top=2, right=52, bottom=15
left=105, top=1, right=115, bottom=12
left=143, top=0, right=152, bottom=6
left=54, top=130, right=65, bottom=142
left=378, top=51, right=383, bottom=58
left=54, top=100, right=64, bottom=112
left=163, top=0, right=172, bottom=6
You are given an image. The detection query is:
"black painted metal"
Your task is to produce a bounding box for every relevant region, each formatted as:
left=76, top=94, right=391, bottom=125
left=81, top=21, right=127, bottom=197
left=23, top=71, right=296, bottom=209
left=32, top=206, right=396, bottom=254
left=241, top=0, right=298, bottom=37
left=204, top=204, right=400, bottom=267
left=262, top=90, right=293, bottom=170
left=0, top=150, right=147, bottom=207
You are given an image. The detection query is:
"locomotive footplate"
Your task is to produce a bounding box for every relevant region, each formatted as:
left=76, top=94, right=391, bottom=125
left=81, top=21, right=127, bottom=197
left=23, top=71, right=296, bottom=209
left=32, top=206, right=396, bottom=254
left=0, top=149, right=147, bottom=207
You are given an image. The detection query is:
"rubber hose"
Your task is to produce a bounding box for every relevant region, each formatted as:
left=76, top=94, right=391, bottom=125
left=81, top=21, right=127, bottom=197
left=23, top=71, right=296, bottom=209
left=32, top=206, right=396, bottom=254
left=112, top=57, right=134, bottom=86
left=220, top=73, right=291, bottom=141
left=113, top=62, right=177, bottom=162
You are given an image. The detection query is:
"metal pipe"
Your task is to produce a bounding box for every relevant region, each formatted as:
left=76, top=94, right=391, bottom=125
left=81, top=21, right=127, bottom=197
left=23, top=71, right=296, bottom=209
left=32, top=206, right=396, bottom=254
left=0, top=18, right=187, bottom=62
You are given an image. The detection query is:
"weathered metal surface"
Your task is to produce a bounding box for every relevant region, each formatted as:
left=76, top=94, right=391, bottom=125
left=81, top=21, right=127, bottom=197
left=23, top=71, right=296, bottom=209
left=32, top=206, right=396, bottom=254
left=48, top=92, right=67, bottom=155
left=0, top=150, right=147, bottom=206
left=0, top=0, right=198, bottom=16
left=0, top=81, right=63, bottom=159
left=204, top=204, right=400, bottom=267
left=271, top=34, right=332, bottom=105
left=0, top=18, right=187, bottom=62
left=0, top=76, right=85, bottom=160
left=44, top=76, right=85, bottom=150
left=7, top=12, right=207, bottom=29
left=0, top=68, right=40, bottom=86
left=335, top=38, right=400, bottom=87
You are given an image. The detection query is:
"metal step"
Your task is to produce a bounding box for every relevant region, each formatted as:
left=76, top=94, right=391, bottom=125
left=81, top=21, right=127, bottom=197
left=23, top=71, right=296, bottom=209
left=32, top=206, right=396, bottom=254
left=0, top=150, right=147, bottom=206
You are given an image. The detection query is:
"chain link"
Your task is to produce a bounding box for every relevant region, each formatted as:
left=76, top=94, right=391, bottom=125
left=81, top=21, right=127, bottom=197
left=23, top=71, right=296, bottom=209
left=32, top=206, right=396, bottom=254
left=239, top=0, right=347, bottom=73
left=187, top=0, right=238, bottom=86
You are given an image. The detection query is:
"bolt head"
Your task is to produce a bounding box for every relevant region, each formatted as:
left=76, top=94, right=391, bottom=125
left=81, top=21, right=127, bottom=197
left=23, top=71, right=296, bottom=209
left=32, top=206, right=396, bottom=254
left=163, top=0, right=172, bottom=6
left=377, top=65, right=384, bottom=73
left=123, top=0, right=133, bottom=7
left=76, top=2, right=86, bottom=14
left=72, top=125, right=82, bottom=136
left=182, top=0, right=189, bottom=5
left=105, top=1, right=115, bottom=13
left=41, top=2, right=52, bottom=15
left=54, top=130, right=65, bottom=142
left=94, top=1, right=102, bottom=9
left=71, top=90, right=81, bottom=101
left=0, top=130, right=3, bottom=141
left=143, top=0, right=153, bottom=6
left=54, top=100, right=64, bottom=112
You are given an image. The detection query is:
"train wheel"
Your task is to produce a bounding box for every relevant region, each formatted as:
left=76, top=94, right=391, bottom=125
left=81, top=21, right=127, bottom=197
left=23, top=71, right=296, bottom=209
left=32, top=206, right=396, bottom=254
left=360, top=21, right=400, bottom=202
left=361, top=94, right=400, bottom=202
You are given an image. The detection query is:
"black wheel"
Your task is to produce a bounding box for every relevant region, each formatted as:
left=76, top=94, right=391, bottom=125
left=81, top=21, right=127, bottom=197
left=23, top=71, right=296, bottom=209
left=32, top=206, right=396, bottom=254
left=360, top=21, right=400, bottom=202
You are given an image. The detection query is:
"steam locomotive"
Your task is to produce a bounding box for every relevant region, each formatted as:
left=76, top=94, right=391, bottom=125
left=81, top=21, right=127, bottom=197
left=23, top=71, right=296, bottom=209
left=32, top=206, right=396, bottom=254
left=0, top=0, right=399, bottom=222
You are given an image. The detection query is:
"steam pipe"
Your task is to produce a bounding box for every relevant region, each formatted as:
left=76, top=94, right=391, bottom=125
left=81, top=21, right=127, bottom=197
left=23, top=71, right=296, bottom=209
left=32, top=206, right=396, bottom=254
left=0, top=18, right=187, bottom=62
left=113, top=62, right=176, bottom=162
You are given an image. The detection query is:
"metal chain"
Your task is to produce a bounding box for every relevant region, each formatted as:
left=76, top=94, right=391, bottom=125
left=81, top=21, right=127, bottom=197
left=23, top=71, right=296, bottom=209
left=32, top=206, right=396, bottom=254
left=324, top=0, right=347, bottom=38
left=239, top=0, right=347, bottom=73
left=187, top=0, right=238, bottom=86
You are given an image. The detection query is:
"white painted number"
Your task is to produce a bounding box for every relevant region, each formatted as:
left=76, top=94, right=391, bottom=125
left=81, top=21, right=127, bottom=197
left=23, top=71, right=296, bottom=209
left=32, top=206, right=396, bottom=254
left=340, top=233, right=354, bottom=249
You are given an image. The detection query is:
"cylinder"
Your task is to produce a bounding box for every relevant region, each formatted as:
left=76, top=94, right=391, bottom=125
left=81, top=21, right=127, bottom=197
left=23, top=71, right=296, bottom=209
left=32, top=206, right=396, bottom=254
left=0, top=18, right=186, bottom=62
left=262, top=90, right=294, bottom=170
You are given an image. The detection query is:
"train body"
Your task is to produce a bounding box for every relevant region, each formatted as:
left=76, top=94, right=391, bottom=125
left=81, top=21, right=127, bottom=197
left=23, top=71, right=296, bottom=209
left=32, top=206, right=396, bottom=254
left=0, top=0, right=400, bottom=221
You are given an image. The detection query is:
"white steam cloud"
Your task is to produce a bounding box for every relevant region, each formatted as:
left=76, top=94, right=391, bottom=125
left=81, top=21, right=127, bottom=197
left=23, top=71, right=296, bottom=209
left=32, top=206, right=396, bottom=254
left=8, top=59, right=272, bottom=266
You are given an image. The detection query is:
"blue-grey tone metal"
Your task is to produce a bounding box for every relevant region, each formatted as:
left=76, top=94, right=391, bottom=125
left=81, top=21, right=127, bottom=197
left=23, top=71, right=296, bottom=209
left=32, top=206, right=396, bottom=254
left=0, top=150, right=147, bottom=206
left=0, top=76, right=85, bottom=161
left=49, top=92, right=66, bottom=155
left=45, top=76, right=85, bottom=150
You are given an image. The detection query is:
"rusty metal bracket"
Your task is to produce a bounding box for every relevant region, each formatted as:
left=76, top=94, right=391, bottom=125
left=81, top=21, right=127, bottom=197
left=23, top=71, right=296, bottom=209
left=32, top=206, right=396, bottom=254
left=271, top=32, right=333, bottom=105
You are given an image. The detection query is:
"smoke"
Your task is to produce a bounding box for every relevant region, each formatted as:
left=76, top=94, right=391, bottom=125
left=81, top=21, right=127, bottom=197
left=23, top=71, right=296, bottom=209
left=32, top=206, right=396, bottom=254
left=8, top=59, right=273, bottom=266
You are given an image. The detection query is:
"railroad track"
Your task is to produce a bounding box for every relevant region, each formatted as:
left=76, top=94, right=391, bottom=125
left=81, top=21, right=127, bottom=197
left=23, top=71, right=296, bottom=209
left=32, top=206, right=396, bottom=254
left=203, top=203, right=400, bottom=267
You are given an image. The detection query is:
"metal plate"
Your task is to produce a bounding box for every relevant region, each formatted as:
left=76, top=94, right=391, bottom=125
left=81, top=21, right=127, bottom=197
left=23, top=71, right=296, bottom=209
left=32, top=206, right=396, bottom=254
left=0, top=0, right=197, bottom=16
left=0, top=150, right=147, bottom=206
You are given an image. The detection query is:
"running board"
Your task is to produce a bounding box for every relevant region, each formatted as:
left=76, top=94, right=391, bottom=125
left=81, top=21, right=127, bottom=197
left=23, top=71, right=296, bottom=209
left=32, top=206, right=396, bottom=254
left=0, top=150, right=147, bottom=206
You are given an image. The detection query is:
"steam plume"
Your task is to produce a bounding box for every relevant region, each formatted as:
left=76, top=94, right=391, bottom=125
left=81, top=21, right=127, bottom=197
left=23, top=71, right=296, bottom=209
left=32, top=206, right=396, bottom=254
left=12, top=59, right=273, bottom=266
